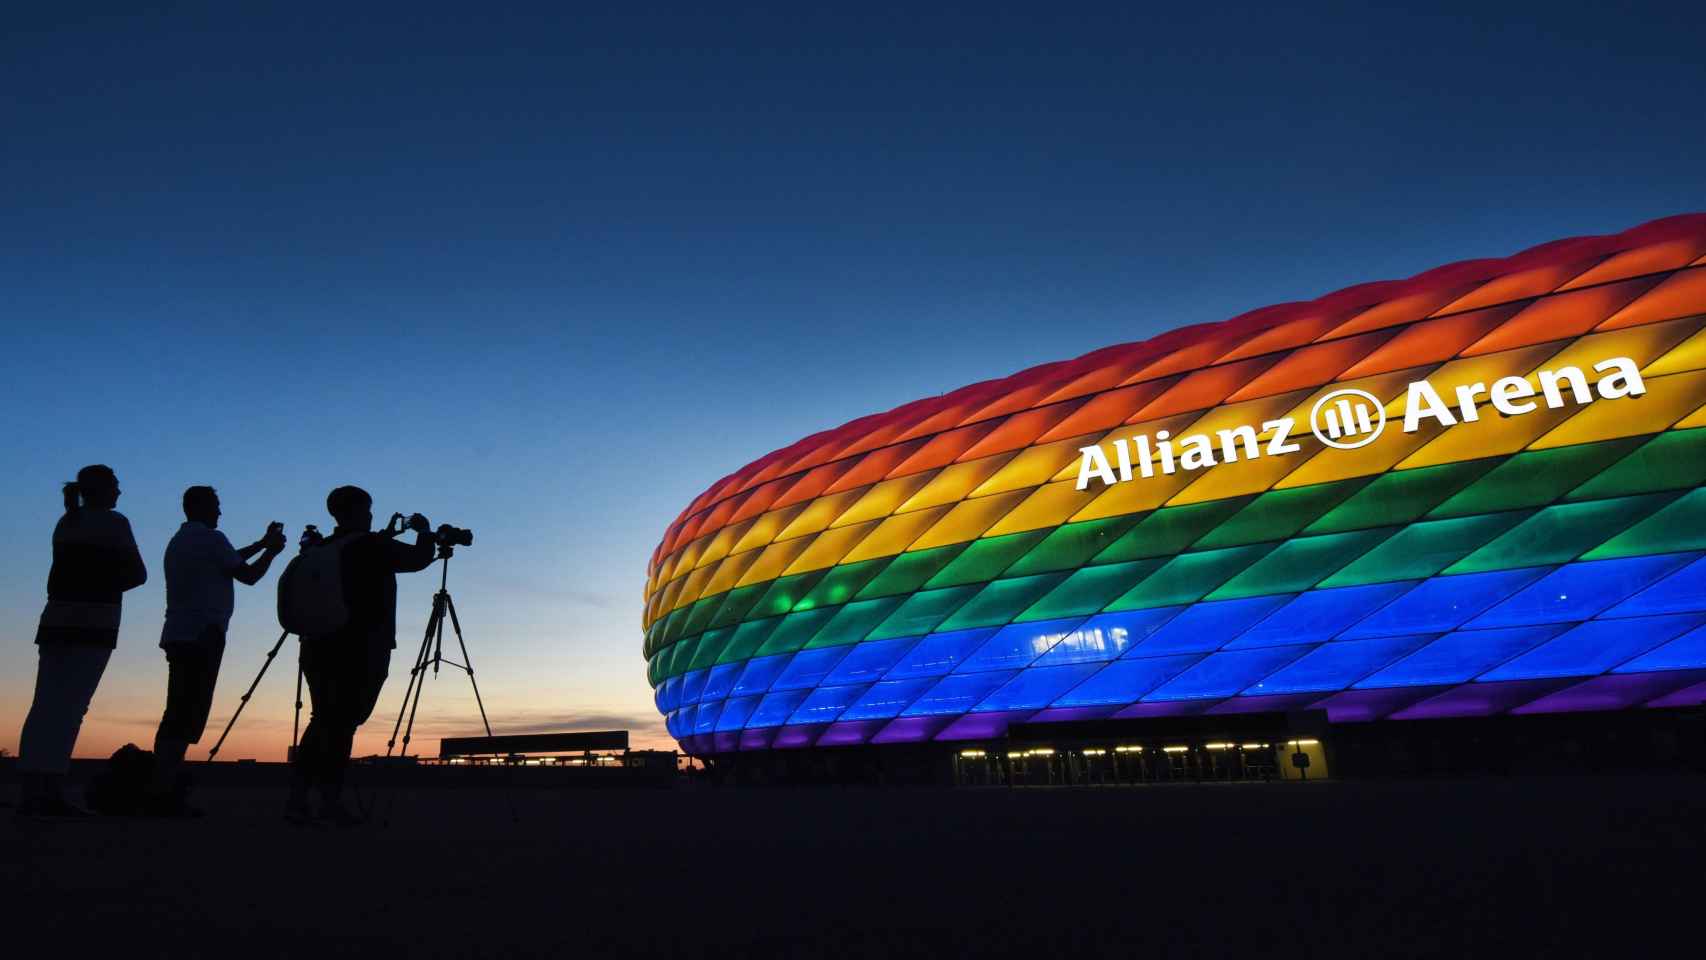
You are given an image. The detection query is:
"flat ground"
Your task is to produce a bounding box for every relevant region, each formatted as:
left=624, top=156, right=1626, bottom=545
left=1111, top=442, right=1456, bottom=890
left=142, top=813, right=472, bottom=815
left=5, top=772, right=1704, bottom=958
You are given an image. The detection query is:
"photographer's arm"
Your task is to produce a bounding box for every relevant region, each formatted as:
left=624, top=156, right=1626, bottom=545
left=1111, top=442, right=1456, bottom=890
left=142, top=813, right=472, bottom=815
left=390, top=513, right=438, bottom=573
left=231, top=524, right=289, bottom=586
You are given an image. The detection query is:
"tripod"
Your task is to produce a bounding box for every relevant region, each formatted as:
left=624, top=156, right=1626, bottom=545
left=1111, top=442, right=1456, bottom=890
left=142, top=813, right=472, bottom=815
left=207, top=630, right=305, bottom=761
left=385, top=544, right=494, bottom=759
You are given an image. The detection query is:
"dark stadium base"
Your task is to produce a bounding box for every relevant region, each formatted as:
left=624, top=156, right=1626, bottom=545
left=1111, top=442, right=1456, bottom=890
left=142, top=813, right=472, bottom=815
left=694, top=706, right=1706, bottom=786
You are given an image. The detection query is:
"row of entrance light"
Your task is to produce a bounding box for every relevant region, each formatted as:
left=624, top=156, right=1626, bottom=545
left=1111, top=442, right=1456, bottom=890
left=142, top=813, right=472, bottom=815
left=959, top=739, right=1319, bottom=760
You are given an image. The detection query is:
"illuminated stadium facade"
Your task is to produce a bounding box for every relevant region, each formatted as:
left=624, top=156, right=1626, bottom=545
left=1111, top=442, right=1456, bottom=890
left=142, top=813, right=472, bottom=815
left=643, top=214, right=1706, bottom=777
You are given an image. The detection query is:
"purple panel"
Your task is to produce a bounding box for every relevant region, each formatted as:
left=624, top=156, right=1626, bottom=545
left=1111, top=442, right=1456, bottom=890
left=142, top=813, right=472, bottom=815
left=1309, top=686, right=1446, bottom=722
left=1512, top=670, right=1706, bottom=715
left=874, top=715, right=956, bottom=743
left=933, top=710, right=1033, bottom=741
left=1112, top=699, right=1217, bottom=719
left=1645, top=679, right=1706, bottom=709
left=816, top=719, right=887, bottom=747
left=1026, top=706, right=1121, bottom=725
left=739, top=727, right=777, bottom=751
left=770, top=723, right=828, bottom=750
left=680, top=734, right=712, bottom=755
left=1389, top=679, right=1572, bottom=720
left=1206, top=693, right=1324, bottom=715
left=711, top=731, right=741, bottom=754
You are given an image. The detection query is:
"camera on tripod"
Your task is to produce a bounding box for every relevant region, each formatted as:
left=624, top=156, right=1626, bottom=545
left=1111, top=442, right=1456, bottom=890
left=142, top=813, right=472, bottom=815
left=384, top=512, right=474, bottom=548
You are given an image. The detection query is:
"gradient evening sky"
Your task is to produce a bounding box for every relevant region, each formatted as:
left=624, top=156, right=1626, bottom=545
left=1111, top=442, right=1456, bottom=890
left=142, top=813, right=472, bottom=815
left=3, top=2, right=1702, bottom=760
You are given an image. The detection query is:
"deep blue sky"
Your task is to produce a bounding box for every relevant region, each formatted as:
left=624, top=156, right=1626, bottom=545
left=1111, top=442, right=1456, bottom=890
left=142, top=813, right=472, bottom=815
left=3, top=2, right=1702, bottom=758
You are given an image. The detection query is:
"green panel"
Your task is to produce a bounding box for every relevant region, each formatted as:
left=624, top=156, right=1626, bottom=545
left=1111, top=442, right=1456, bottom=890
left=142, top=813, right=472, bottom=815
left=1428, top=439, right=1643, bottom=518
left=1092, top=498, right=1253, bottom=564
left=660, top=634, right=696, bottom=681
left=1193, top=479, right=1368, bottom=550
left=1320, top=512, right=1530, bottom=587
left=643, top=618, right=665, bottom=658
left=802, top=596, right=908, bottom=649
left=1207, top=528, right=1398, bottom=600
left=1567, top=429, right=1706, bottom=501
left=1002, top=515, right=1144, bottom=577
left=1304, top=460, right=1494, bottom=535
left=867, top=585, right=984, bottom=641
left=679, top=593, right=725, bottom=639
left=792, top=558, right=890, bottom=611
left=747, top=570, right=829, bottom=622
left=688, top=626, right=736, bottom=673
left=706, top=583, right=769, bottom=630
left=1017, top=559, right=1166, bottom=621
left=1583, top=489, right=1706, bottom=559
left=1446, top=493, right=1681, bottom=574
left=1104, top=544, right=1276, bottom=611
left=646, top=649, right=663, bottom=687
left=716, top=616, right=786, bottom=665
left=853, top=544, right=969, bottom=599
left=924, top=531, right=1051, bottom=588
left=657, top=607, right=691, bottom=648
left=935, top=573, right=1072, bottom=632
left=754, top=606, right=841, bottom=658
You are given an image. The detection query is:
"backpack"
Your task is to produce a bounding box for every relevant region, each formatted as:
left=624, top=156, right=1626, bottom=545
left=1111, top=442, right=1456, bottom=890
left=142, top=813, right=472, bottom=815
left=277, top=535, right=356, bottom=636
left=87, top=743, right=159, bottom=815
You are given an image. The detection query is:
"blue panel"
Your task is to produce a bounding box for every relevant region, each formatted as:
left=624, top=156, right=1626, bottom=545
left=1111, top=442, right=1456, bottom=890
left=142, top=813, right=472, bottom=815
left=1243, top=635, right=1432, bottom=696
left=678, top=668, right=708, bottom=706
left=1051, top=654, right=1203, bottom=707
left=1339, top=568, right=1552, bottom=640
left=972, top=663, right=1105, bottom=711
left=1035, top=607, right=1185, bottom=666
left=1479, top=613, right=1706, bottom=681
left=665, top=709, right=686, bottom=738
left=953, top=617, right=1088, bottom=674
left=692, top=700, right=722, bottom=735
left=699, top=662, right=742, bottom=704
left=731, top=654, right=793, bottom=697
left=1142, top=646, right=1309, bottom=701
left=1467, top=554, right=1702, bottom=628
left=822, top=637, right=920, bottom=685
left=715, top=695, right=760, bottom=731
left=1354, top=625, right=1568, bottom=688
left=656, top=676, right=681, bottom=713
left=769, top=647, right=851, bottom=691
left=883, top=628, right=1000, bottom=680
left=1227, top=581, right=1418, bottom=648
left=839, top=678, right=939, bottom=721
left=1601, top=556, right=1706, bottom=618
left=787, top=684, right=873, bottom=725
left=1128, top=595, right=1296, bottom=657
left=1615, top=622, right=1706, bottom=673
left=745, top=689, right=810, bottom=728
left=900, top=671, right=1019, bottom=717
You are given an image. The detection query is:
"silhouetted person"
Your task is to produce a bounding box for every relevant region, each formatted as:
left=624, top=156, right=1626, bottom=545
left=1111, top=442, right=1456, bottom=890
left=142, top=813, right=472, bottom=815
left=15, top=465, right=147, bottom=818
left=145, top=486, right=288, bottom=815
left=287, top=486, right=435, bottom=825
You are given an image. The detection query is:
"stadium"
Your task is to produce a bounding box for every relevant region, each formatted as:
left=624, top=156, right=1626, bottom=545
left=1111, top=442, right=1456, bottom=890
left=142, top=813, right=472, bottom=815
left=642, top=214, right=1706, bottom=782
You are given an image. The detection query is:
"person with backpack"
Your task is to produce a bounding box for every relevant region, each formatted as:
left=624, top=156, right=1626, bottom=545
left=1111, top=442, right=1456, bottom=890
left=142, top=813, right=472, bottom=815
left=285, top=486, right=435, bottom=825
left=144, top=486, right=288, bottom=815
left=15, top=465, right=148, bottom=818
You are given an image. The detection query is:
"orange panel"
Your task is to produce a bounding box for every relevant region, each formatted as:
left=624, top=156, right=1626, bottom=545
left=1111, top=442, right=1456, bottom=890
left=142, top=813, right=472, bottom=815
left=956, top=402, right=1084, bottom=461
left=1322, top=284, right=1478, bottom=339
left=1224, top=330, right=1395, bottom=402
left=822, top=440, right=925, bottom=494
left=961, top=375, right=1072, bottom=423
left=1039, top=356, right=1148, bottom=405
left=1430, top=257, right=1600, bottom=315
left=1597, top=267, right=1706, bottom=331
left=887, top=422, right=1000, bottom=477
left=726, top=476, right=795, bottom=525
left=1035, top=378, right=1177, bottom=443
left=1460, top=276, right=1661, bottom=357
left=834, top=410, right=932, bottom=460
left=770, top=457, right=859, bottom=510
left=1129, top=356, right=1282, bottom=420
left=1335, top=304, right=1522, bottom=380
left=1121, top=334, right=1248, bottom=384
left=1214, top=312, right=1346, bottom=362
left=731, top=502, right=808, bottom=555
left=1560, top=237, right=1706, bottom=290
left=894, top=395, right=996, bottom=443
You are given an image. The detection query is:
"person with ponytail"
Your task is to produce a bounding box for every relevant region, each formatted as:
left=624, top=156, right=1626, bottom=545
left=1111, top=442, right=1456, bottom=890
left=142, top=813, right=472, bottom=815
left=15, top=465, right=148, bottom=817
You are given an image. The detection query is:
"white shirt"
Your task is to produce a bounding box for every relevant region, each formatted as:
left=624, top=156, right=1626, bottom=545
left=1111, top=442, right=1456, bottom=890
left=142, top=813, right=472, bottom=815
left=160, top=521, right=243, bottom=647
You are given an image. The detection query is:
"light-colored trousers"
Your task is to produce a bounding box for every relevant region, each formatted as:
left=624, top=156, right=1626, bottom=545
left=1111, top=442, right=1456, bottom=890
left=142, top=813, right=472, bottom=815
left=17, top=644, right=113, bottom=774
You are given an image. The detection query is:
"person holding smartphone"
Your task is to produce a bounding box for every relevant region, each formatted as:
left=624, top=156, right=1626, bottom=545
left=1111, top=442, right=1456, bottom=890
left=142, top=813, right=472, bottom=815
left=146, top=485, right=288, bottom=815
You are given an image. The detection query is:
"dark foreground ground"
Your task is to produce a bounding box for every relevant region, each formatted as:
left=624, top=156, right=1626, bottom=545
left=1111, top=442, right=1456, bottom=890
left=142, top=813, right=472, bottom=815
left=5, top=770, right=1704, bottom=958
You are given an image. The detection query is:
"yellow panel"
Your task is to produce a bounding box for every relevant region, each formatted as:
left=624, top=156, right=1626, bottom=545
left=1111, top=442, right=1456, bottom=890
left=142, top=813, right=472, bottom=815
left=1169, top=433, right=1327, bottom=504
left=691, top=517, right=755, bottom=572
left=1675, top=400, right=1706, bottom=429
left=669, top=562, right=719, bottom=612
left=1068, top=470, right=1196, bottom=522
left=831, top=471, right=940, bottom=528
left=907, top=490, right=1034, bottom=551
left=981, top=480, right=1102, bottom=537
left=839, top=505, right=955, bottom=564
left=896, top=453, right=1016, bottom=513
left=653, top=572, right=688, bottom=616
left=971, top=435, right=1101, bottom=497
left=663, top=534, right=707, bottom=585
left=1645, top=324, right=1706, bottom=377
left=1047, top=414, right=1202, bottom=484
left=1392, top=403, right=1571, bottom=468
left=699, top=548, right=764, bottom=599
left=774, top=488, right=868, bottom=542
left=1540, top=317, right=1703, bottom=378
left=731, top=502, right=807, bottom=555
left=782, top=519, right=883, bottom=577
left=1529, top=369, right=1706, bottom=450
left=1272, top=422, right=1444, bottom=488
left=734, top=536, right=815, bottom=587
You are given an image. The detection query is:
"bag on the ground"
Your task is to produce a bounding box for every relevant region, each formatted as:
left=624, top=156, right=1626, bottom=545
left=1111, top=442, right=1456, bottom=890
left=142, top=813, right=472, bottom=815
left=277, top=536, right=351, bottom=636
left=86, top=743, right=157, bottom=815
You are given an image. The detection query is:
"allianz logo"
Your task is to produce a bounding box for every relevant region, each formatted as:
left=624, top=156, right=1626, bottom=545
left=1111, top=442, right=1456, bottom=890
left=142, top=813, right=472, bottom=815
left=1075, top=356, right=1648, bottom=490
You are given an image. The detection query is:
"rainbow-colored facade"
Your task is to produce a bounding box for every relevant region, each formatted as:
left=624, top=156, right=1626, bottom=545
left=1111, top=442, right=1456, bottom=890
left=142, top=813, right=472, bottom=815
left=645, top=215, right=1706, bottom=757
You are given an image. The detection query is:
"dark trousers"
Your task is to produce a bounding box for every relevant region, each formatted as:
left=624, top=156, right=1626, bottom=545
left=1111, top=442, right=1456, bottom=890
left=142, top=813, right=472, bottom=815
left=294, top=641, right=390, bottom=789
left=157, top=630, right=227, bottom=743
